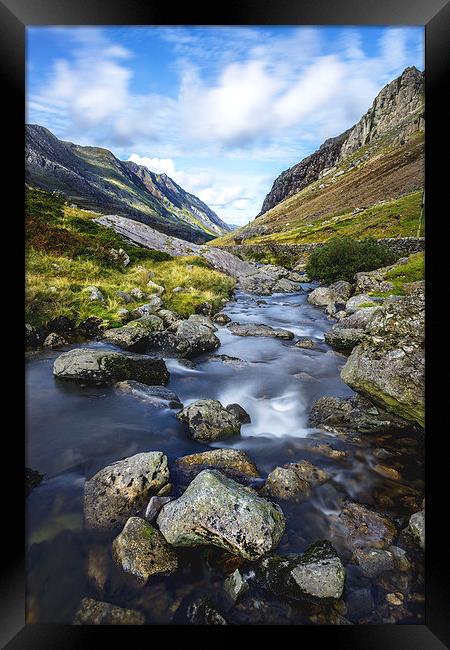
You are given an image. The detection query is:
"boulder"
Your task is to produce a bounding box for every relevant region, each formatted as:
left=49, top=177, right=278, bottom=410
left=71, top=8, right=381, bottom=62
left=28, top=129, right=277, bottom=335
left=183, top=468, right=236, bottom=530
left=225, top=403, right=251, bottom=424
left=144, top=496, right=174, bottom=522
left=309, top=395, right=412, bottom=434
left=73, top=598, right=144, bottom=625
left=130, top=288, right=147, bottom=300
left=324, top=327, right=365, bottom=352
left=261, top=466, right=312, bottom=502
left=114, top=381, right=182, bottom=409
left=146, top=280, right=164, bottom=295
left=345, top=294, right=377, bottom=314
left=341, top=289, right=424, bottom=427
left=102, top=325, right=150, bottom=352
left=116, top=290, right=133, bottom=304
left=228, top=323, right=294, bottom=340
left=116, top=308, right=131, bottom=322
left=157, top=309, right=179, bottom=327
left=255, top=540, right=345, bottom=602
left=283, top=460, right=331, bottom=487
left=354, top=259, right=412, bottom=295
left=85, top=286, right=105, bottom=302
left=176, top=399, right=241, bottom=442
left=53, top=348, right=168, bottom=385
left=307, top=286, right=342, bottom=309
left=150, top=318, right=220, bottom=358
left=328, top=281, right=353, bottom=302
left=353, top=548, right=395, bottom=577
left=214, top=313, right=231, bottom=325
left=408, top=510, right=425, bottom=549
left=43, top=332, right=68, bottom=348
left=157, top=470, right=285, bottom=561
left=132, top=296, right=163, bottom=318
left=187, top=314, right=217, bottom=331
left=174, top=448, right=259, bottom=485
left=129, top=315, right=164, bottom=333
left=331, top=502, right=397, bottom=549
left=84, top=452, right=170, bottom=532
left=112, top=517, right=178, bottom=584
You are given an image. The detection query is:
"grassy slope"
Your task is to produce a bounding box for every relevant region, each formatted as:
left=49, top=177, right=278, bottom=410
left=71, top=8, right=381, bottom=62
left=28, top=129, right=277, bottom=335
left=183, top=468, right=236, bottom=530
left=26, top=188, right=235, bottom=328
left=369, top=251, right=425, bottom=297
left=211, top=131, right=424, bottom=247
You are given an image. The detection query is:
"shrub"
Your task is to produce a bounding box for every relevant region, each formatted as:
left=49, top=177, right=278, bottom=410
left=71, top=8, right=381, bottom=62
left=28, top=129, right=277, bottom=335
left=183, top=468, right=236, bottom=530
left=305, top=236, right=395, bottom=283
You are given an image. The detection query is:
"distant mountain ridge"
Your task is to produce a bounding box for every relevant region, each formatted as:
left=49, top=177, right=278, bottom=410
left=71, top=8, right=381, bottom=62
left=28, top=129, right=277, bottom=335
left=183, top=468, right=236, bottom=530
left=25, top=125, right=231, bottom=243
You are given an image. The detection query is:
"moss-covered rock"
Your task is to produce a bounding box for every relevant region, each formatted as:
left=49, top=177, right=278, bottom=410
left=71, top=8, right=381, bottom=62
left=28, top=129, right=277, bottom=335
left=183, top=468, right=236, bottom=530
left=112, top=517, right=178, bottom=584
left=341, top=288, right=424, bottom=427
left=157, top=469, right=285, bottom=560
left=176, top=399, right=241, bottom=442
left=53, top=348, right=169, bottom=385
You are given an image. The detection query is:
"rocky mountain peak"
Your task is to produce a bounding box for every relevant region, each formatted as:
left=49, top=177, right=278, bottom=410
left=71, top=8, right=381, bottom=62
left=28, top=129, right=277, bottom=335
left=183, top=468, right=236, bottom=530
left=258, top=66, right=424, bottom=217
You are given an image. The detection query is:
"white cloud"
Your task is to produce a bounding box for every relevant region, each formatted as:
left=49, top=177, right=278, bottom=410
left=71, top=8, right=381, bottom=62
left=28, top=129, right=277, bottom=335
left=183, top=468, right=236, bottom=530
left=128, top=154, right=176, bottom=176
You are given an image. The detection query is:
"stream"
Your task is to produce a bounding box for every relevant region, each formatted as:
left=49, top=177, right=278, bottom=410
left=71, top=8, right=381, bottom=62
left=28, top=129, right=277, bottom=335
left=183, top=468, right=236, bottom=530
left=26, top=285, right=425, bottom=625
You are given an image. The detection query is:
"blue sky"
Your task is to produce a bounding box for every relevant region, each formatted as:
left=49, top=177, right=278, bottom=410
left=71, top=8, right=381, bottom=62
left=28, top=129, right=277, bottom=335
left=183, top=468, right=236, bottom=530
left=27, top=26, right=424, bottom=225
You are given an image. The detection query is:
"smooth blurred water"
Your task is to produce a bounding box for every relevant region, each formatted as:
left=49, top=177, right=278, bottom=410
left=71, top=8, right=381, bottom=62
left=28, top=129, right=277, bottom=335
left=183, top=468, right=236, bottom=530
left=25, top=288, right=425, bottom=625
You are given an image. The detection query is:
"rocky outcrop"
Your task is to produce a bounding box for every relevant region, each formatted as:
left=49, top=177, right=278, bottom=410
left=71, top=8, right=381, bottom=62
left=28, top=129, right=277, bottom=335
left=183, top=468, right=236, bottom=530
left=112, top=517, right=178, bottom=583
left=53, top=348, right=169, bottom=385
left=176, top=399, right=241, bottom=442
left=73, top=598, right=145, bottom=625
left=84, top=452, right=169, bottom=532
left=341, top=289, right=424, bottom=427
left=258, top=67, right=424, bottom=216
left=255, top=541, right=345, bottom=602
left=157, top=470, right=285, bottom=560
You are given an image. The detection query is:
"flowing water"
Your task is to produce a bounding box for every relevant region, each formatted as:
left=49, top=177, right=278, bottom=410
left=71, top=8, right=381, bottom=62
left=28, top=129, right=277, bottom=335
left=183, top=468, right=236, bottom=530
left=26, top=287, right=425, bottom=625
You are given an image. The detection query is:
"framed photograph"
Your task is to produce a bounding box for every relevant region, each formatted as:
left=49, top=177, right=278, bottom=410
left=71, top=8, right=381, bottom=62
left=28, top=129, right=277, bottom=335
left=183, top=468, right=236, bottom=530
left=2, top=0, right=448, bottom=645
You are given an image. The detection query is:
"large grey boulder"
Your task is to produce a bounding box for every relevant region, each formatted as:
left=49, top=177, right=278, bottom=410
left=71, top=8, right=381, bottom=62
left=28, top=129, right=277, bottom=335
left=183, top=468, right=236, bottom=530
left=114, top=380, right=182, bottom=409
left=73, top=598, right=145, bottom=625
left=112, top=517, right=178, bottom=584
left=309, top=395, right=412, bottom=434
left=228, top=323, right=294, bottom=339
left=157, top=470, right=285, bottom=560
left=328, top=281, right=353, bottom=302
left=307, top=286, right=344, bottom=311
left=341, top=289, right=424, bottom=427
left=261, top=466, right=312, bottom=502
left=354, top=258, right=412, bottom=294
left=176, top=399, right=241, bottom=442
left=102, top=325, right=150, bottom=352
left=43, top=332, right=68, bottom=348
left=84, top=452, right=170, bottom=532
left=150, top=317, right=220, bottom=358
left=255, top=540, right=345, bottom=602
left=53, top=348, right=169, bottom=385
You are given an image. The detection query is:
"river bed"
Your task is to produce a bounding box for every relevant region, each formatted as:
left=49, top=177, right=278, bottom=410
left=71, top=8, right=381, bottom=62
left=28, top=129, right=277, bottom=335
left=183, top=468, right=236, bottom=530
left=26, top=287, right=425, bottom=625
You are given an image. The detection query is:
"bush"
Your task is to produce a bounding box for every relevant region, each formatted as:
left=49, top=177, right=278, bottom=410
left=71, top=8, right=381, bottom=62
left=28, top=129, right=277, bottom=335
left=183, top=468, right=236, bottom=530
left=305, top=236, right=395, bottom=283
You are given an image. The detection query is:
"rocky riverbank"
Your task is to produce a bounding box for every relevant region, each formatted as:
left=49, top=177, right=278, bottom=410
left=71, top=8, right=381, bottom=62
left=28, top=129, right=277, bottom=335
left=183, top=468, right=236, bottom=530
left=25, top=254, right=424, bottom=626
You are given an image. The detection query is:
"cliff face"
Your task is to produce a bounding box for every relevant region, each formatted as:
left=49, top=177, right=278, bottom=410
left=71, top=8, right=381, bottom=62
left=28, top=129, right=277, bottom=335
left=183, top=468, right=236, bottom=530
left=26, top=125, right=231, bottom=243
left=258, top=67, right=424, bottom=217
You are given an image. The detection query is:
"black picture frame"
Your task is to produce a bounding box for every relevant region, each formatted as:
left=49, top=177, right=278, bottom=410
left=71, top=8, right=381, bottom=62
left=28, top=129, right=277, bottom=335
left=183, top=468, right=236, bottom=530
left=2, top=0, right=449, bottom=646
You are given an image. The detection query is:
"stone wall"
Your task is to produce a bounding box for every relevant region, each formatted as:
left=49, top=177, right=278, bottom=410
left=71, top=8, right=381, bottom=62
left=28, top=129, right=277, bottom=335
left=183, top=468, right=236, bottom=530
left=220, top=237, right=425, bottom=263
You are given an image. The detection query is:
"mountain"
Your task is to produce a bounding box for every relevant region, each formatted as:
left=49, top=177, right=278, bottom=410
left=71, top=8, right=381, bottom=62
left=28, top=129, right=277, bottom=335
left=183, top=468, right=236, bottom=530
left=25, top=125, right=231, bottom=243
left=212, top=66, right=424, bottom=246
